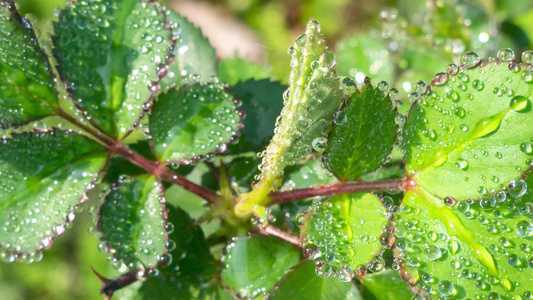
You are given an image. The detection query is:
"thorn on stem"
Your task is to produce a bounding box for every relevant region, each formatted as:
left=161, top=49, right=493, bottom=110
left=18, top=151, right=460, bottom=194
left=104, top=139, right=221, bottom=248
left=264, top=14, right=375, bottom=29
left=91, top=267, right=139, bottom=299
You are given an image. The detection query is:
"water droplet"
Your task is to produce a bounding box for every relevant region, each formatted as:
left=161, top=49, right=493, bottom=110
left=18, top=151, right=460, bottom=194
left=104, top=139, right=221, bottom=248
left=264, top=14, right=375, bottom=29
left=424, top=245, right=442, bottom=261
left=455, top=158, right=468, bottom=170
left=520, top=142, right=533, bottom=154
left=316, top=263, right=332, bottom=278
left=460, top=51, right=481, bottom=68
left=497, top=48, right=515, bottom=61
left=312, top=137, right=327, bottom=152
left=516, top=220, right=533, bottom=238
left=333, top=111, right=347, bottom=125
left=509, top=95, right=529, bottom=112
left=522, top=50, right=533, bottom=64
left=389, top=88, right=399, bottom=100
left=415, top=81, right=427, bottom=94
left=438, top=280, right=455, bottom=296
left=447, top=63, right=459, bottom=74
left=378, top=81, right=389, bottom=93
left=509, top=179, right=527, bottom=198
left=472, top=79, right=484, bottom=91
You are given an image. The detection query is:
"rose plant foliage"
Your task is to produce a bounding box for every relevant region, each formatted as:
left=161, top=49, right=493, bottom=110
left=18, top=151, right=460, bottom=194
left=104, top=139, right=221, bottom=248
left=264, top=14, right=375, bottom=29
left=1, top=0, right=533, bottom=299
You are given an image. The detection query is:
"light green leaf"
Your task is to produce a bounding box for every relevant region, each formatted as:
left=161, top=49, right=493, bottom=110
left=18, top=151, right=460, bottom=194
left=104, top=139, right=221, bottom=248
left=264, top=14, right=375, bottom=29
left=395, top=188, right=533, bottom=298
left=404, top=59, right=533, bottom=200
left=0, top=0, right=58, bottom=128
left=98, top=175, right=167, bottom=271
left=160, top=11, right=216, bottom=92
left=325, top=83, right=398, bottom=181
left=300, top=193, right=389, bottom=278
left=218, top=58, right=270, bottom=86
left=268, top=260, right=363, bottom=300
left=227, top=79, right=285, bottom=153
left=149, top=82, right=240, bottom=163
left=53, top=0, right=174, bottom=138
left=358, top=271, right=413, bottom=300
left=0, top=130, right=107, bottom=257
left=236, top=19, right=342, bottom=217
left=221, top=235, right=300, bottom=299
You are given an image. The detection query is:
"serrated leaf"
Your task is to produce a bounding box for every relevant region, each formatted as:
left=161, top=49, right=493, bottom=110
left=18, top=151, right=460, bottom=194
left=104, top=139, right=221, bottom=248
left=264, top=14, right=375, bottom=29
left=149, top=82, right=240, bottom=163
left=394, top=188, right=533, bottom=298
left=236, top=20, right=342, bottom=217
left=227, top=79, right=285, bottom=153
left=221, top=235, right=300, bottom=299
left=159, top=11, right=216, bottom=92
left=268, top=260, right=363, bottom=300
left=53, top=0, right=174, bottom=138
left=300, top=193, right=388, bottom=277
left=98, top=175, right=167, bottom=270
left=358, top=271, right=413, bottom=300
left=0, top=129, right=107, bottom=257
left=0, top=0, right=58, bottom=128
left=404, top=60, right=533, bottom=200
left=218, top=58, right=270, bottom=86
left=135, top=205, right=218, bottom=299
left=325, top=83, right=398, bottom=181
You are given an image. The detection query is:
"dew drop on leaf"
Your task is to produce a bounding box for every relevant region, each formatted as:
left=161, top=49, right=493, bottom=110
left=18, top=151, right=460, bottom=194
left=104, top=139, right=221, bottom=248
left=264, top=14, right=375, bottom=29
left=508, top=179, right=527, bottom=198
left=497, top=48, right=515, bottom=61
left=522, top=50, right=533, bottom=63
left=509, top=95, right=529, bottom=112
left=460, top=51, right=481, bottom=68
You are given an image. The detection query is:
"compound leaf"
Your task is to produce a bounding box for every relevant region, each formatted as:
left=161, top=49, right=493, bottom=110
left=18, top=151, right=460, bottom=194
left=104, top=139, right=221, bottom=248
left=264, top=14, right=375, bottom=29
left=98, top=175, right=167, bottom=271
left=0, top=0, right=58, bottom=128
left=221, top=235, right=300, bottom=299
left=227, top=79, right=285, bottom=153
left=159, top=11, right=216, bottom=92
left=53, top=0, right=175, bottom=138
left=300, top=193, right=389, bottom=278
left=394, top=188, right=533, bottom=298
left=149, top=82, right=240, bottom=163
left=0, top=129, right=107, bottom=258
left=404, top=59, right=533, bottom=200
left=325, top=83, right=398, bottom=181
left=268, top=260, right=363, bottom=300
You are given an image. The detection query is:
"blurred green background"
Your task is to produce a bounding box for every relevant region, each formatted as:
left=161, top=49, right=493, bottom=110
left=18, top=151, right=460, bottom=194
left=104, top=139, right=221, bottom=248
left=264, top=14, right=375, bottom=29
left=2, top=0, right=533, bottom=299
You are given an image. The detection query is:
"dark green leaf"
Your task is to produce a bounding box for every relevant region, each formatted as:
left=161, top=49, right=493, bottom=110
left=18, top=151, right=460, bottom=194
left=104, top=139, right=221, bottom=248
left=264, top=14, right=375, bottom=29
left=160, top=11, right=216, bottom=92
left=0, top=0, right=58, bottom=128
left=300, top=193, right=388, bottom=277
left=98, top=175, right=167, bottom=270
left=218, top=58, right=269, bottom=86
left=149, top=82, right=240, bottom=163
left=0, top=129, right=107, bottom=257
left=404, top=59, right=533, bottom=200
left=227, top=79, right=285, bottom=153
left=325, top=83, right=398, bottom=181
left=221, top=235, right=300, bottom=298
left=53, top=0, right=174, bottom=138
left=268, top=260, right=363, bottom=300
left=358, top=271, right=413, bottom=300
left=136, top=205, right=218, bottom=299
left=395, top=188, right=533, bottom=298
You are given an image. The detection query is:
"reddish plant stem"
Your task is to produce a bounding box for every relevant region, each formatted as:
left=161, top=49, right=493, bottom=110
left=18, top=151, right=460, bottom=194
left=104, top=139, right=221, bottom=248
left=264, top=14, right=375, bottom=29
left=56, top=108, right=221, bottom=205
left=257, top=225, right=301, bottom=247
left=111, top=145, right=222, bottom=205
left=269, top=178, right=407, bottom=205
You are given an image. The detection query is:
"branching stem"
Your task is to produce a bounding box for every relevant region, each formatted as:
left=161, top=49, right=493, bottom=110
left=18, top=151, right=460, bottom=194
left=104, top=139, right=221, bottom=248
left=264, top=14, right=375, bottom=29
left=257, top=225, right=301, bottom=247
left=268, top=178, right=407, bottom=205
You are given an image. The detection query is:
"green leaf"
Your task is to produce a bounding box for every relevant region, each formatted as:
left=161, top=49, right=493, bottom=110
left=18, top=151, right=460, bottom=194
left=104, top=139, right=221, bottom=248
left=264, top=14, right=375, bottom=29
left=394, top=188, right=533, bottom=298
left=159, top=11, right=216, bottom=92
left=149, top=82, right=240, bottom=163
left=98, top=175, right=167, bottom=271
left=53, top=0, right=174, bottom=138
left=227, top=79, right=285, bottom=153
left=218, top=58, right=270, bottom=86
left=268, top=260, right=363, bottom=300
left=404, top=59, right=533, bottom=200
left=325, top=83, right=398, bottom=181
left=300, top=193, right=389, bottom=278
left=221, top=235, right=300, bottom=298
left=0, top=129, right=107, bottom=257
left=335, top=34, right=394, bottom=84
left=136, top=205, right=218, bottom=299
left=358, top=271, right=413, bottom=300
left=0, top=0, right=58, bottom=128
left=236, top=19, right=342, bottom=217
